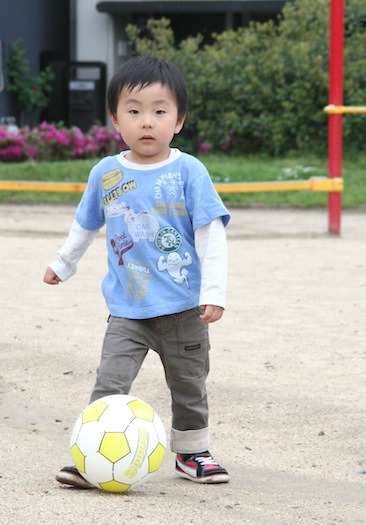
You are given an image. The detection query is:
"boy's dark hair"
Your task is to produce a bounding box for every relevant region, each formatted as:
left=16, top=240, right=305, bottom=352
left=107, top=56, right=188, bottom=120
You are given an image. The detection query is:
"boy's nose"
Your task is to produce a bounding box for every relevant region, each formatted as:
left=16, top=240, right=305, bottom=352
left=142, top=116, right=152, bottom=128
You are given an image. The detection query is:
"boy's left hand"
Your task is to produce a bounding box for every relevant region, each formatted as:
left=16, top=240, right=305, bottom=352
left=199, top=305, right=224, bottom=324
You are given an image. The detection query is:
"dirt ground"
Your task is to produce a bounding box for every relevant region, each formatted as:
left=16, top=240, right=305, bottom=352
left=0, top=203, right=365, bottom=525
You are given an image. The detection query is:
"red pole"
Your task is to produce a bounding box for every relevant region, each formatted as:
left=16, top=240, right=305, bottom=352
left=328, top=0, right=344, bottom=235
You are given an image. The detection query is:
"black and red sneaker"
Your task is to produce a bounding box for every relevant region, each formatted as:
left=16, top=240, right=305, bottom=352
left=176, top=451, right=230, bottom=483
left=55, top=466, right=94, bottom=489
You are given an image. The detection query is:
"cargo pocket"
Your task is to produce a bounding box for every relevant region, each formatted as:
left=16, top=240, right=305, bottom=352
left=178, top=308, right=210, bottom=359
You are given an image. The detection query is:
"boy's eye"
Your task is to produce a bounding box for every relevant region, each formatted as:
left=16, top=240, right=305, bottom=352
left=156, top=110, right=166, bottom=115
left=129, top=109, right=139, bottom=114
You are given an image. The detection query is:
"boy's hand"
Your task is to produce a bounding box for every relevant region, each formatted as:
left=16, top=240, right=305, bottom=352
left=43, top=267, right=62, bottom=285
left=199, top=305, right=224, bottom=324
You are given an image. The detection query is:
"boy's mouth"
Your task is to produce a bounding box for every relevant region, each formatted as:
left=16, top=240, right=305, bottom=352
left=140, top=135, right=154, bottom=141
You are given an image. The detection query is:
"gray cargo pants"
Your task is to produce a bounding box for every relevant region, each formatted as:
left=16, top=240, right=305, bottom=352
left=89, top=307, right=211, bottom=453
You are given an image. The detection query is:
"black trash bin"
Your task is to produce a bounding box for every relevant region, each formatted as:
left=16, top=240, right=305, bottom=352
left=67, top=62, right=106, bottom=131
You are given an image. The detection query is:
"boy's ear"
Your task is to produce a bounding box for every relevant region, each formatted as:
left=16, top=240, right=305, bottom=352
left=108, top=110, right=119, bottom=132
left=175, top=114, right=186, bottom=135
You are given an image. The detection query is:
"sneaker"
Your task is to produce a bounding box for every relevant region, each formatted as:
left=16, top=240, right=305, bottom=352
left=55, top=466, right=94, bottom=489
left=175, top=451, right=230, bottom=483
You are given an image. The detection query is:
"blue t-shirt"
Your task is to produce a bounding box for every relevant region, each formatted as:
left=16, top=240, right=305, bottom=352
left=75, top=149, right=230, bottom=319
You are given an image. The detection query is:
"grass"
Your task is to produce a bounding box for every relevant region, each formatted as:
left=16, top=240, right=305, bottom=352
left=0, top=153, right=365, bottom=209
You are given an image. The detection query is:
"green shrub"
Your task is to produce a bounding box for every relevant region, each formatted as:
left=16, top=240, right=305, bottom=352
left=7, top=39, right=55, bottom=119
left=126, top=0, right=366, bottom=156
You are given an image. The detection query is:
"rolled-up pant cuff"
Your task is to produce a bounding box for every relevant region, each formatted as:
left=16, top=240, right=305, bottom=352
left=170, top=427, right=210, bottom=453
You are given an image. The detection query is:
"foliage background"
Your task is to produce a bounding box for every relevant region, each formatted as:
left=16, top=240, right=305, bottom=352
left=6, top=39, right=55, bottom=125
left=126, top=0, right=366, bottom=156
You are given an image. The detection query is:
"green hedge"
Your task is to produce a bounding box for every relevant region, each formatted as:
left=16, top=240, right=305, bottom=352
left=126, top=0, right=366, bottom=156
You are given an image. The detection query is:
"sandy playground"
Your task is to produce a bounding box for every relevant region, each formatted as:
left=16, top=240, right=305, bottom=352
left=0, top=203, right=365, bottom=525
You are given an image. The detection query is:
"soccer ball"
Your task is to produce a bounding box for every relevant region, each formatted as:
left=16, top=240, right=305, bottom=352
left=70, top=394, right=167, bottom=492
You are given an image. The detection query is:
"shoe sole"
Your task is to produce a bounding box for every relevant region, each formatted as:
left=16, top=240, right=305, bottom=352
left=176, top=468, right=230, bottom=484
left=55, top=471, right=94, bottom=489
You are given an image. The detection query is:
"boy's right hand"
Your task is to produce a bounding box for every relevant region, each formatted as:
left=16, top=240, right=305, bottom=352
left=43, top=267, right=62, bottom=285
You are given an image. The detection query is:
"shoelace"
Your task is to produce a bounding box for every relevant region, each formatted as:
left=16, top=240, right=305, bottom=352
left=195, top=455, right=218, bottom=466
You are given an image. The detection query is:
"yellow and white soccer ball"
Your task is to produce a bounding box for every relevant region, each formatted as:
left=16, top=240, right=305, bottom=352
left=70, top=394, right=166, bottom=492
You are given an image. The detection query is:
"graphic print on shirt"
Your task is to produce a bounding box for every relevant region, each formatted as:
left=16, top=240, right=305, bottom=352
left=102, top=168, right=123, bottom=191
left=155, top=227, right=192, bottom=287
left=110, top=232, right=133, bottom=266
left=152, top=172, right=187, bottom=217
left=105, top=200, right=125, bottom=218
left=125, top=259, right=153, bottom=301
left=102, top=168, right=137, bottom=206
left=106, top=201, right=159, bottom=243
left=158, top=252, right=192, bottom=287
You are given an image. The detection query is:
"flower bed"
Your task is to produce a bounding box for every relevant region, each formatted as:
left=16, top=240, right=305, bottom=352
left=0, top=122, right=126, bottom=162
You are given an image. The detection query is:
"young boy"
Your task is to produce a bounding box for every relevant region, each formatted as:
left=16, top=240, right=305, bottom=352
left=44, top=56, right=230, bottom=486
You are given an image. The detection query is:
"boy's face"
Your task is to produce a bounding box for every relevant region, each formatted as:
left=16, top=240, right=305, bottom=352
left=109, top=82, right=185, bottom=164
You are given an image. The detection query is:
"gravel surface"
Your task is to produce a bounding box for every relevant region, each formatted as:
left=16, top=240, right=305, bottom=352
left=0, top=204, right=365, bottom=525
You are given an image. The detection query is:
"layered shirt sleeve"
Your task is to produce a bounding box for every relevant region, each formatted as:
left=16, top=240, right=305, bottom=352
left=49, top=219, right=99, bottom=281
left=195, top=217, right=227, bottom=309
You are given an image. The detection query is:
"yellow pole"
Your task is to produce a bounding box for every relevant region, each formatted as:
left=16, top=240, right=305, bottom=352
left=0, top=177, right=343, bottom=194
left=214, top=177, right=343, bottom=193
left=324, top=104, right=366, bottom=114
left=0, top=181, right=87, bottom=193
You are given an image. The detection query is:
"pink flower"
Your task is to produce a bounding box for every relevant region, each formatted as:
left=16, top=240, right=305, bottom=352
left=198, top=141, right=212, bottom=154
left=0, top=122, right=127, bottom=162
